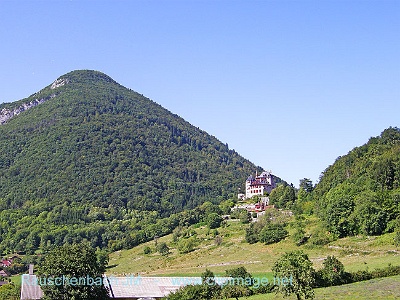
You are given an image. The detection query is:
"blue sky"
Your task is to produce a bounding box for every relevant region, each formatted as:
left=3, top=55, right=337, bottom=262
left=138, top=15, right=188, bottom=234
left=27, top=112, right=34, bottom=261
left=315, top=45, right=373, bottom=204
left=1, top=0, right=399, bottom=186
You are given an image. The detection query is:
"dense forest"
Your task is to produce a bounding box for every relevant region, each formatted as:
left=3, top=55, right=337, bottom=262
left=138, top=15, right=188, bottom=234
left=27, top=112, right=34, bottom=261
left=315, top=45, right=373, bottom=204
left=0, top=70, right=268, bottom=255
left=0, top=70, right=398, bottom=259
left=294, top=127, right=400, bottom=239
left=314, top=127, right=400, bottom=237
left=264, top=127, right=400, bottom=247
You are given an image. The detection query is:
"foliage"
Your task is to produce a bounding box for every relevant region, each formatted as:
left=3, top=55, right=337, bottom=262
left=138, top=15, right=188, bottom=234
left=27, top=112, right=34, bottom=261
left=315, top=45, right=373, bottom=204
left=0, top=70, right=268, bottom=254
left=245, top=209, right=289, bottom=244
left=231, top=209, right=251, bottom=224
left=157, top=242, right=170, bottom=256
left=313, top=127, right=400, bottom=238
left=38, top=243, right=109, bottom=300
left=0, top=283, right=20, bottom=300
left=165, top=269, right=221, bottom=300
left=220, top=284, right=253, bottom=299
left=225, top=266, right=253, bottom=281
left=269, top=184, right=296, bottom=208
left=272, top=250, right=315, bottom=300
left=315, top=256, right=346, bottom=287
left=259, top=223, right=288, bottom=245
left=206, top=213, right=223, bottom=229
left=291, top=216, right=307, bottom=246
left=177, top=236, right=197, bottom=254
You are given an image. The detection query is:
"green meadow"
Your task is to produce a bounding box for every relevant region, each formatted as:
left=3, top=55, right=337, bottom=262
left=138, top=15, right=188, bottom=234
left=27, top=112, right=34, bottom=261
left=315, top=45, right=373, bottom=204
left=107, top=217, right=399, bottom=277
left=230, top=275, right=400, bottom=300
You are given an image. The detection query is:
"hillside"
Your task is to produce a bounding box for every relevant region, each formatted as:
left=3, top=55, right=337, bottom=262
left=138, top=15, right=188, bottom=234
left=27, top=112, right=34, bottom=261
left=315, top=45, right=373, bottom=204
left=107, top=216, right=399, bottom=277
left=0, top=70, right=272, bottom=254
left=310, top=127, right=400, bottom=238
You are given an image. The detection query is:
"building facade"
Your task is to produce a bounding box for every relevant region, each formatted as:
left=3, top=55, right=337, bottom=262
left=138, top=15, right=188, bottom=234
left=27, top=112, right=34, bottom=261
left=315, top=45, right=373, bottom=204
left=245, top=171, right=276, bottom=199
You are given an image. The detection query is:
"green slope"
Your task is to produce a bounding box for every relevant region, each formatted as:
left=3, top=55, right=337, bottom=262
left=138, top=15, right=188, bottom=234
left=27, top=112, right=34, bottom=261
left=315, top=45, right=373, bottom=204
left=310, top=127, right=400, bottom=238
left=0, top=70, right=269, bottom=254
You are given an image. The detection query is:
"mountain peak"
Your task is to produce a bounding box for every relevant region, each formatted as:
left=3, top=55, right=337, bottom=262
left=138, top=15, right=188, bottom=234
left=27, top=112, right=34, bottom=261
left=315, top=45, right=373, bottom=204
left=57, top=70, right=118, bottom=86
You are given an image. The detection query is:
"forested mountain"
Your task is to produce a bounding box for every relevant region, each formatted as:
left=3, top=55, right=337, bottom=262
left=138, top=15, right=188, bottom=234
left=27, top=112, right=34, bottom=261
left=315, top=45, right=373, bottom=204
left=310, top=127, right=400, bottom=238
left=0, top=70, right=266, bottom=254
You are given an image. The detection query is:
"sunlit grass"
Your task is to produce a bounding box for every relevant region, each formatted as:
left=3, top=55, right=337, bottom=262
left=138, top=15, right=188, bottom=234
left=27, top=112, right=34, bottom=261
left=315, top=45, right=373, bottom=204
left=230, top=275, right=400, bottom=300
left=107, top=216, right=399, bottom=277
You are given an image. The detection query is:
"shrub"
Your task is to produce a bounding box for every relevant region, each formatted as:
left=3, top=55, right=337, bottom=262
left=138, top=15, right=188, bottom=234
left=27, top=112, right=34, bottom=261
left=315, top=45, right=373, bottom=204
left=177, top=237, right=197, bottom=254
left=245, top=224, right=259, bottom=244
left=259, top=223, right=287, bottom=245
left=207, top=213, right=223, bottom=229
left=315, top=256, right=346, bottom=287
left=157, top=242, right=170, bottom=256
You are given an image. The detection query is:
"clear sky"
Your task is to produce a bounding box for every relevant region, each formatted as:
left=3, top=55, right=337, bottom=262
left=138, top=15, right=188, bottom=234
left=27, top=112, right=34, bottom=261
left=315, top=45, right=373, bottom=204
left=1, top=0, right=399, bottom=186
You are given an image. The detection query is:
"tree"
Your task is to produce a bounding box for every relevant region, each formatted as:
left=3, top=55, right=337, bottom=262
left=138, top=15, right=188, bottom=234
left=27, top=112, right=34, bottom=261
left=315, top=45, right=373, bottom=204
left=299, top=178, right=313, bottom=193
left=259, top=222, right=288, bottom=245
left=143, top=246, right=152, bottom=254
left=272, top=250, right=315, bottom=300
left=166, top=269, right=220, bottom=300
left=206, top=213, right=223, bottom=229
left=177, top=236, right=197, bottom=254
left=239, top=210, right=251, bottom=224
left=157, top=242, right=170, bottom=256
left=38, top=243, right=109, bottom=300
left=201, top=269, right=221, bottom=299
left=0, top=283, right=20, bottom=300
left=270, top=184, right=296, bottom=208
left=316, top=256, right=345, bottom=287
left=292, top=221, right=307, bottom=246
left=165, top=284, right=210, bottom=300
left=324, top=184, right=356, bottom=237
left=245, top=223, right=259, bottom=244
left=393, top=217, right=400, bottom=246
left=225, top=266, right=253, bottom=282
left=220, top=284, right=252, bottom=300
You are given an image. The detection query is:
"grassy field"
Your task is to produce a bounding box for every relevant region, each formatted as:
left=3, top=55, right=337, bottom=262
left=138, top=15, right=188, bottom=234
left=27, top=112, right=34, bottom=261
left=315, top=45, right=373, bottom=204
left=107, top=216, right=400, bottom=277
left=9, top=275, right=21, bottom=285
left=230, top=275, right=400, bottom=300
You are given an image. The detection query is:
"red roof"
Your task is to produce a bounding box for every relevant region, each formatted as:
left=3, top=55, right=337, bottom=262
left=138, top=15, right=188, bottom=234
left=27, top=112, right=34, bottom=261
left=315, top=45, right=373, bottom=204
left=0, top=260, right=11, bottom=267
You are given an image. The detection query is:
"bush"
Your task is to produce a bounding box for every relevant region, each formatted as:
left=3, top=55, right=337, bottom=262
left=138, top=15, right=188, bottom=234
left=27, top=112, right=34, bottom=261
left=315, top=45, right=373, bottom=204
left=315, top=256, right=346, bottom=287
left=259, top=223, right=287, bottom=245
left=394, top=229, right=400, bottom=246
left=349, top=270, right=373, bottom=282
left=245, top=224, right=259, bottom=244
left=157, top=242, right=170, bottom=256
left=177, top=237, right=197, bottom=254
left=370, top=264, right=400, bottom=278
left=0, top=283, right=20, bottom=300
left=225, top=266, right=253, bottom=282
left=220, top=284, right=252, bottom=299
left=231, top=209, right=251, bottom=224
left=308, top=225, right=336, bottom=246
left=207, top=213, right=223, bottom=229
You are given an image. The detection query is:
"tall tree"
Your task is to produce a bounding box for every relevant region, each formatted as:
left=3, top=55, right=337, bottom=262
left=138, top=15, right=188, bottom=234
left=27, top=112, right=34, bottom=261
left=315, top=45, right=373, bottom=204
left=272, top=250, right=315, bottom=300
left=38, top=243, right=109, bottom=300
left=299, top=178, right=313, bottom=193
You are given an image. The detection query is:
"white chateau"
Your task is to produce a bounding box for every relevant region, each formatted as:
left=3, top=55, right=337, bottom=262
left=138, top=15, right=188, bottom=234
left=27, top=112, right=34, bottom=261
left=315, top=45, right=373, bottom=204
left=245, top=171, right=276, bottom=199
